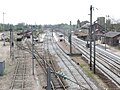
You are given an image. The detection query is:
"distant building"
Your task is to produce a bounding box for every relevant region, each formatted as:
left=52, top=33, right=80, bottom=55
left=106, top=19, right=111, bottom=31
left=81, top=21, right=89, bottom=26
left=81, top=23, right=90, bottom=34
left=102, top=31, right=120, bottom=46
left=97, top=17, right=105, bottom=29
left=77, top=19, right=81, bottom=29
left=93, top=23, right=105, bottom=40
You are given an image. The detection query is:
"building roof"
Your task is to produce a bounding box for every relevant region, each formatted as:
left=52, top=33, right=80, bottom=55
left=103, top=31, right=120, bottom=38
left=81, top=23, right=90, bottom=29
left=117, top=37, right=120, bottom=40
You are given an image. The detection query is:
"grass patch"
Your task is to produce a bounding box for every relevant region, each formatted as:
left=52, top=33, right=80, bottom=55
left=79, top=64, right=85, bottom=68
left=83, top=67, right=95, bottom=79
left=79, top=63, right=96, bottom=80
left=71, top=57, right=107, bottom=89
left=72, top=57, right=96, bottom=80
left=80, top=64, right=103, bottom=84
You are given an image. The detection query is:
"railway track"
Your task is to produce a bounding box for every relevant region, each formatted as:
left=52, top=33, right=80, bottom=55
left=43, top=33, right=68, bottom=90
left=73, top=37, right=120, bottom=75
left=71, top=37, right=120, bottom=88
left=23, top=35, right=67, bottom=90
left=9, top=42, right=32, bottom=90
left=51, top=32, right=99, bottom=90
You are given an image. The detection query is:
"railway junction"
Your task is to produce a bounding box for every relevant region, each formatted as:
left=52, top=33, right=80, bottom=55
left=0, top=29, right=120, bottom=90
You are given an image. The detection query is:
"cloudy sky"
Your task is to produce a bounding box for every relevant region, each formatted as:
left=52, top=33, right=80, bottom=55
left=0, top=0, right=120, bottom=25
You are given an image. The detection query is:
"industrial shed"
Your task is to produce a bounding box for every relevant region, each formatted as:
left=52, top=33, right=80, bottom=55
left=102, top=31, right=120, bottom=46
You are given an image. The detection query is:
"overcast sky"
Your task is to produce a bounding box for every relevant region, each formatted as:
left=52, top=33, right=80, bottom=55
left=0, top=0, right=120, bottom=25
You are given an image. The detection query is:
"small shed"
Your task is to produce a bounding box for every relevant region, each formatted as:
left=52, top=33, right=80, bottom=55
left=0, top=59, right=5, bottom=76
left=102, top=31, right=120, bottom=46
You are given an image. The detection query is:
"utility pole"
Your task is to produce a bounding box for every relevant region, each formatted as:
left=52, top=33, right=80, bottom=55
left=105, top=21, right=106, bottom=50
left=69, top=21, right=72, bottom=54
left=64, top=28, right=65, bottom=42
left=10, top=25, right=14, bottom=61
left=93, top=22, right=96, bottom=74
left=10, top=28, right=11, bottom=57
left=47, top=66, right=52, bottom=90
left=52, top=29, right=53, bottom=37
left=10, top=26, right=12, bottom=57
left=105, top=16, right=107, bottom=50
left=32, top=29, right=34, bottom=75
left=105, top=15, right=109, bottom=50
left=86, top=28, right=90, bottom=48
left=90, top=5, right=93, bottom=70
left=3, top=12, right=5, bottom=46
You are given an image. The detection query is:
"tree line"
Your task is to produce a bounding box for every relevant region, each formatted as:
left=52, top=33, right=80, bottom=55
left=0, top=23, right=42, bottom=32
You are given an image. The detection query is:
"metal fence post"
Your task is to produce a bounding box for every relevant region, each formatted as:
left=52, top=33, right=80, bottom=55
left=47, top=66, right=52, bottom=90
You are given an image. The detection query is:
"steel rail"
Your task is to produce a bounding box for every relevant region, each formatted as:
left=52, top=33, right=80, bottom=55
left=51, top=34, right=94, bottom=90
